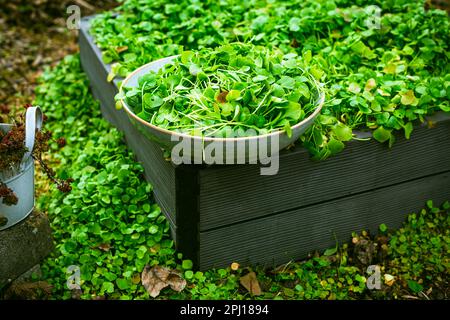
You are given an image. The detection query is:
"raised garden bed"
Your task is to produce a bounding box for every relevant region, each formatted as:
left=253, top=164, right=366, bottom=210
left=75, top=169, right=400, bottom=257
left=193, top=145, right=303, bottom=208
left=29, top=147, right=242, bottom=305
left=79, top=17, right=450, bottom=270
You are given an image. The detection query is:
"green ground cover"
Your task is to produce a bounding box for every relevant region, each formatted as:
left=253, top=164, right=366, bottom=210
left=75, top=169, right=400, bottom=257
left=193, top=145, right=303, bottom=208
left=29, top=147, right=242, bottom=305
left=32, top=55, right=449, bottom=300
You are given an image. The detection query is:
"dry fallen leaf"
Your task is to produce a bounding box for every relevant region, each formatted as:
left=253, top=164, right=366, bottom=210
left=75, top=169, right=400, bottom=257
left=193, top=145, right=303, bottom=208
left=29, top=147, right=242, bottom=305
left=384, top=274, right=395, bottom=286
left=240, top=272, right=262, bottom=296
left=115, top=46, right=129, bottom=53
left=167, top=272, right=187, bottom=292
left=141, top=265, right=186, bottom=298
left=152, top=265, right=170, bottom=281
left=231, top=262, right=240, bottom=271
left=142, top=267, right=167, bottom=298
left=216, top=90, right=229, bottom=103
left=96, top=243, right=111, bottom=252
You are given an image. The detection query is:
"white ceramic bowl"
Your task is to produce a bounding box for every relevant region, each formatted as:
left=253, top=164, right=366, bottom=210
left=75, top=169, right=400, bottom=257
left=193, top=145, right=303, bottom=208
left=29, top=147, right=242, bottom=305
left=119, top=56, right=325, bottom=164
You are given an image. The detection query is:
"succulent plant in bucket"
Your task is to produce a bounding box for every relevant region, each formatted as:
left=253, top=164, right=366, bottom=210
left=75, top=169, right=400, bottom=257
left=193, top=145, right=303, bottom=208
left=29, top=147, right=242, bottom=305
left=0, top=105, right=72, bottom=229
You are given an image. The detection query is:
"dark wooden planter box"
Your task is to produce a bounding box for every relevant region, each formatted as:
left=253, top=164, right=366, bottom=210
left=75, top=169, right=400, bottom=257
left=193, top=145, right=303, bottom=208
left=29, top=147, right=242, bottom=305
left=79, top=17, right=450, bottom=270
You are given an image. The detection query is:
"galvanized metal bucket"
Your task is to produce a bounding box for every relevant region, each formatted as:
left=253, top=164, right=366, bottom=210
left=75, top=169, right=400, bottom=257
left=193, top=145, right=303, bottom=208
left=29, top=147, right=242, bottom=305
left=0, top=107, right=43, bottom=231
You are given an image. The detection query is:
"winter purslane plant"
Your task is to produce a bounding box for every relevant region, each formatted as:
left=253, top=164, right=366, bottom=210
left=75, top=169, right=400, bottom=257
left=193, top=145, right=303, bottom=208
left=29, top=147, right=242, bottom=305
left=91, top=0, right=450, bottom=159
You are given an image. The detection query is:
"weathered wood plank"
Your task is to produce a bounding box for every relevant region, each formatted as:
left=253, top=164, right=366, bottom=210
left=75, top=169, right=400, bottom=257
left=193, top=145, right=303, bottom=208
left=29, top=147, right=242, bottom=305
left=199, top=172, right=450, bottom=269
left=198, top=118, right=450, bottom=230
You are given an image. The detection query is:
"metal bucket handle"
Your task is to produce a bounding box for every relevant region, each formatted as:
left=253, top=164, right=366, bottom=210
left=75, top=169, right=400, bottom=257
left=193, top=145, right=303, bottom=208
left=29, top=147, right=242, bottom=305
left=23, top=106, right=43, bottom=164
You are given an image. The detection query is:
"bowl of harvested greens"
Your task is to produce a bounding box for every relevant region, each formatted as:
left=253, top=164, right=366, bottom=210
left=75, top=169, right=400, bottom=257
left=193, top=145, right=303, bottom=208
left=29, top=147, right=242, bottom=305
left=117, top=43, right=324, bottom=164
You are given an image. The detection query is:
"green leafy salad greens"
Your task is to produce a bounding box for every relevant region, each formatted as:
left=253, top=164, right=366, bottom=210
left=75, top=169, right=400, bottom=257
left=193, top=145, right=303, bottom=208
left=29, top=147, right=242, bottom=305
left=91, top=0, right=450, bottom=159
left=118, top=43, right=322, bottom=137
